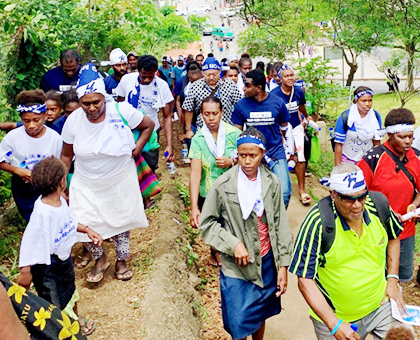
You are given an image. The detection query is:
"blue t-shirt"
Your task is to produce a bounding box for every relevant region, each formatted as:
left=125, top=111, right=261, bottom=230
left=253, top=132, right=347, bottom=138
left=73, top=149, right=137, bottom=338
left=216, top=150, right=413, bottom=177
left=104, top=75, right=120, bottom=95
left=271, top=86, right=306, bottom=128
left=40, top=66, right=80, bottom=92
left=158, top=66, right=173, bottom=87
left=174, top=76, right=185, bottom=97
left=51, top=115, right=68, bottom=135
left=231, top=93, right=290, bottom=160
left=171, top=66, right=186, bottom=82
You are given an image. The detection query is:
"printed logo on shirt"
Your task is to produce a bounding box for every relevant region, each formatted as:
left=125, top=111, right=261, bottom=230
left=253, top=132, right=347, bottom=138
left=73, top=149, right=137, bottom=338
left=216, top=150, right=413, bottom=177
left=247, top=111, right=275, bottom=126
left=54, top=216, right=77, bottom=249
left=21, top=154, right=49, bottom=170
left=285, top=101, right=299, bottom=115
left=107, top=113, right=125, bottom=130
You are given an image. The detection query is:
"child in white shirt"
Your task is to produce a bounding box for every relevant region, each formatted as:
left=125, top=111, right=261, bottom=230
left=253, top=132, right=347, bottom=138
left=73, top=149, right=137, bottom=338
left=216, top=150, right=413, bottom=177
left=18, top=157, right=103, bottom=336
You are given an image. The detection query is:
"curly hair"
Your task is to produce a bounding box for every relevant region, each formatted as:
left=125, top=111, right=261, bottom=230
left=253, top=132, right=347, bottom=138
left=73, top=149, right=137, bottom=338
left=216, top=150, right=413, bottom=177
left=61, top=89, right=79, bottom=110
left=385, top=326, right=414, bottom=340
left=239, top=126, right=266, bottom=144
left=17, top=89, right=46, bottom=106
left=385, top=108, right=415, bottom=127
left=31, top=158, right=66, bottom=197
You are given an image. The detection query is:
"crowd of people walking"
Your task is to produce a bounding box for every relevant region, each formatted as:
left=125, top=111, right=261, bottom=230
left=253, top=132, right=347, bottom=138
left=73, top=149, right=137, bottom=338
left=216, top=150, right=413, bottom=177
left=0, top=47, right=418, bottom=340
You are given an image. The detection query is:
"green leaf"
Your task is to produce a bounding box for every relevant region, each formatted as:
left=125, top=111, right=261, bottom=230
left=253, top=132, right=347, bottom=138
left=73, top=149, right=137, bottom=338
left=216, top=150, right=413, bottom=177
left=4, top=3, right=17, bottom=11
left=23, top=28, right=28, bottom=41
left=16, top=74, right=26, bottom=81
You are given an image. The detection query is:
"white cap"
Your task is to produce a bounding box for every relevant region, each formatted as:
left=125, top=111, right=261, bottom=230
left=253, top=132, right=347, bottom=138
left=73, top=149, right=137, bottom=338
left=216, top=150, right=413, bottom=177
left=109, top=48, right=127, bottom=65
left=227, top=54, right=239, bottom=63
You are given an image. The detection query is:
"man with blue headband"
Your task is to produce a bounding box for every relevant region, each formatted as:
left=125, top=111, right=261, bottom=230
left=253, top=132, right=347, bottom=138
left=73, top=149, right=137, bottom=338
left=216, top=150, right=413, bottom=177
left=290, top=162, right=406, bottom=340
left=182, top=57, right=242, bottom=139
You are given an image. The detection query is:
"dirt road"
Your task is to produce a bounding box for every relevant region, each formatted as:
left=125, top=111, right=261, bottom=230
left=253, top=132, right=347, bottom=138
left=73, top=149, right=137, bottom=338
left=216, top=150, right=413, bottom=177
left=264, top=183, right=316, bottom=340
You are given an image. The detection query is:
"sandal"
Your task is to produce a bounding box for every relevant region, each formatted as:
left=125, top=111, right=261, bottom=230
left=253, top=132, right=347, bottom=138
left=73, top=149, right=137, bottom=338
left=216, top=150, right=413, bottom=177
left=79, top=316, right=96, bottom=336
left=115, top=269, right=133, bottom=281
left=86, top=262, right=110, bottom=283
left=299, top=193, right=311, bottom=205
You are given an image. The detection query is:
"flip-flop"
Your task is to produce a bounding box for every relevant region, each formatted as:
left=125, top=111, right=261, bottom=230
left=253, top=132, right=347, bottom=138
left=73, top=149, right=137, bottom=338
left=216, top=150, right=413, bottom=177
left=75, top=256, right=90, bottom=269
left=79, top=317, right=96, bottom=336
left=299, top=193, right=311, bottom=205
left=86, top=262, right=110, bottom=283
left=115, top=268, right=133, bottom=281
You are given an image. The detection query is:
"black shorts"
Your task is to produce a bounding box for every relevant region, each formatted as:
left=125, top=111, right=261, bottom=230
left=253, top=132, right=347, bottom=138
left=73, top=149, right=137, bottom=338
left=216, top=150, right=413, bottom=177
left=31, top=255, right=75, bottom=310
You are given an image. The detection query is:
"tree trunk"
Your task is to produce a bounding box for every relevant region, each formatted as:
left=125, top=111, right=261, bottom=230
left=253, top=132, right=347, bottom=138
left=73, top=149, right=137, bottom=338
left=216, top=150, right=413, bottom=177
left=342, top=49, right=359, bottom=87
left=346, top=63, right=358, bottom=87
left=406, top=40, right=415, bottom=92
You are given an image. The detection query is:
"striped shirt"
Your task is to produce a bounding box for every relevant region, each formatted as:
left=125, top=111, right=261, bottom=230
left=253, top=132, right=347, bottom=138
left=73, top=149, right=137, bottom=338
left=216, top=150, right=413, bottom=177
left=289, top=195, right=403, bottom=321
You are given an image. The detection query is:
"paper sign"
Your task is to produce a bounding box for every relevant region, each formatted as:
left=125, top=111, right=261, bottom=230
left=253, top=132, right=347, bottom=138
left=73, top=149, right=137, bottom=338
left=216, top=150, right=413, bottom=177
left=391, top=298, right=420, bottom=326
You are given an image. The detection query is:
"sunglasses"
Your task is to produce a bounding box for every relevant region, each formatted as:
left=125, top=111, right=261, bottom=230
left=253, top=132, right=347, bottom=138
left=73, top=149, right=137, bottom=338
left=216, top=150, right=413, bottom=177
left=336, top=190, right=368, bottom=204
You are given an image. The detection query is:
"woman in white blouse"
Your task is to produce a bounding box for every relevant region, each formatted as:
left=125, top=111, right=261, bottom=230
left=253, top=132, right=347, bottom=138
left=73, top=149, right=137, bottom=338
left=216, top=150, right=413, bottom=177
left=61, top=64, right=154, bottom=283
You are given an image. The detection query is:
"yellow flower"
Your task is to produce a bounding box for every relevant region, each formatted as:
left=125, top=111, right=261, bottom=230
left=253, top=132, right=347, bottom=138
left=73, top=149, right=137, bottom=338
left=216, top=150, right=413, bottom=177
left=57, top=311, right=80, bottom=340
left=33, top=307, right=51, bottom=331
left=7, top=282, right=28, bottom=304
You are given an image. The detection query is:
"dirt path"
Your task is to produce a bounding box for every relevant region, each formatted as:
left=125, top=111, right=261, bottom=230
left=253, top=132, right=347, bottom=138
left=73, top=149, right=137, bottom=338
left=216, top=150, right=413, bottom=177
left=263, top=182, right=316, bottom=339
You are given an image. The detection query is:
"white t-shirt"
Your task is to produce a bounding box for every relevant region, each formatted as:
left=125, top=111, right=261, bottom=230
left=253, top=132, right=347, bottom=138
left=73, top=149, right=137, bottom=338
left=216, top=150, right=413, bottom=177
left=61, top=101, right=143, bottom=180
left=115, top=73, right=173, bottom=130
left=19, top=196, right=78, bottom=267
left=0, top=126, right=62, bottom=169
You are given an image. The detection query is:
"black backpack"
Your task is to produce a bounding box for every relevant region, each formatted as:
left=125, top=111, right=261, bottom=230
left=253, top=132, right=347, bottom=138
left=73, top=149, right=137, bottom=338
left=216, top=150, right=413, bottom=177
left=318, top=191, right=390, bottom=255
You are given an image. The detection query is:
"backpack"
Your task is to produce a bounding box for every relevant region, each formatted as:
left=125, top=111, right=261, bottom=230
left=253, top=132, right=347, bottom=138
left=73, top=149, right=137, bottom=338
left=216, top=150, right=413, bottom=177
left=318, top=191, right=390, bottom=255
left=340, top=109, right=381, bottom=133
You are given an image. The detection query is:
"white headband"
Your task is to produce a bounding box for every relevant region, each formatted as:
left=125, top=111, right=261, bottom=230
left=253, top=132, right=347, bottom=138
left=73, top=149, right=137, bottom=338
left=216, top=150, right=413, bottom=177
left=386, top=124, right=414, bottom=134
left=76, top=78, right=107, bottom=99
left=320, top=170, right=366, bottom=195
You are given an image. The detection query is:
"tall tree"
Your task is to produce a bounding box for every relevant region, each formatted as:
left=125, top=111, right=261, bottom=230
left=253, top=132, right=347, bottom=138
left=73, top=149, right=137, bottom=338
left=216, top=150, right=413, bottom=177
left=375, top=0, right=420, bottom=91
left=238, top=0, right=321, bottom=60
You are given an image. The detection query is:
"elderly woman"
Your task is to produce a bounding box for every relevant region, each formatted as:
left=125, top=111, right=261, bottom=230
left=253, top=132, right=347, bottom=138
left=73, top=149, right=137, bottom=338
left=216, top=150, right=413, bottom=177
left=334, top=86, right=382, bottom=165
left=358, top=108, right=420, bottom=284
left=61, top=64, right=154, bottom=283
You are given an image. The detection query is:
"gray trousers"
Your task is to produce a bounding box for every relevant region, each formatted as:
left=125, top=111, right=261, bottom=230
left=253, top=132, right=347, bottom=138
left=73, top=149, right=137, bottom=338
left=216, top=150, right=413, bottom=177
left=311, top=301, right=400, bottom=340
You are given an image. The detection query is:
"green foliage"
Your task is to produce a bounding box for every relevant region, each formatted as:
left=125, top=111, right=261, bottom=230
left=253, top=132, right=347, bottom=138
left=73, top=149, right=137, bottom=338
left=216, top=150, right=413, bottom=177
left=175, top=179, right=191, bottom=206
left=0, top=0, right=199, bottom=110
left=294, top=57, right=343, bottom=120
left=188, top=15, right=210, bottom=35
left=160, top=5, right=175, bottom=16
left=239, top=0, right=321, bottom=59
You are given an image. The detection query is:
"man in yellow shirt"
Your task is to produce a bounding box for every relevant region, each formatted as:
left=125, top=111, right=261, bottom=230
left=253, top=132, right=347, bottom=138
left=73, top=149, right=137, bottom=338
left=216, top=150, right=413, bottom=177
left=290, top=163, right=406, bottom=339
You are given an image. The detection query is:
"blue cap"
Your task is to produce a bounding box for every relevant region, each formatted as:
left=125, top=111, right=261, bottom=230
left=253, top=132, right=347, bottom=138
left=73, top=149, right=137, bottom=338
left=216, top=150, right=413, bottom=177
left=202, top=57, right=221, bottom=71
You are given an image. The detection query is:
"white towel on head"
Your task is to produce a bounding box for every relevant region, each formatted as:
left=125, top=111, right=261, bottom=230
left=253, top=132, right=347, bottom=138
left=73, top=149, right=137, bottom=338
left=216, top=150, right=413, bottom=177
left=109, top=48, right=127, bottom=65
left=347, top=104, right=380, bottom=141
left=237, top=168, right=264, bottom=220
left=202, top=121, right=226, bottom=158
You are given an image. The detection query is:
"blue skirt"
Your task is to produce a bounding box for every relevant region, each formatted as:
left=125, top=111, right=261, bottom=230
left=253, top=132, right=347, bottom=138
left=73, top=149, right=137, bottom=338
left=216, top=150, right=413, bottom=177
left=220, top=249, right=281, bottom=339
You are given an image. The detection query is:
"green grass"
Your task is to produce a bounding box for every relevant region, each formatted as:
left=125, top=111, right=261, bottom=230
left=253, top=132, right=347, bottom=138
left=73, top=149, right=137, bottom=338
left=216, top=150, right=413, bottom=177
left=416, top=227, right=420, bottom=254
left=324, top=92, right=420, bottom=127
left=308, top=149, right=335, bottom=179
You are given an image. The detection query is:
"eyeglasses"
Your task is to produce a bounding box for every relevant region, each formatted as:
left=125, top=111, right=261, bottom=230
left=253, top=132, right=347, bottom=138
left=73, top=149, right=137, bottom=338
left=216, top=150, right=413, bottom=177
left=336, top=190, right=368, bottom=204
